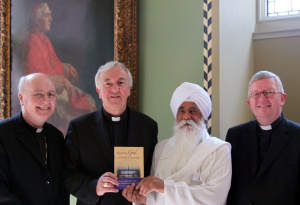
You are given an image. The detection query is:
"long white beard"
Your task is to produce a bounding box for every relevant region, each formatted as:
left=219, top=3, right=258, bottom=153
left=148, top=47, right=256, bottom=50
left=170, top=119, right=206, bottom=174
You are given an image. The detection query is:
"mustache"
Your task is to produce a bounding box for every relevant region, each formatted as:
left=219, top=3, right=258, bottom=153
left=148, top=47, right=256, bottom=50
left=175, top=119, right=198, bottom=130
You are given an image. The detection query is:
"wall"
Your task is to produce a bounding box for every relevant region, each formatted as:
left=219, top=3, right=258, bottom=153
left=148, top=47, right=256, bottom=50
left=254, top=36, right=300, bottom=123
left=218, top=0, right=256, bottom=139
left=139, top=0, right=204, bottom=141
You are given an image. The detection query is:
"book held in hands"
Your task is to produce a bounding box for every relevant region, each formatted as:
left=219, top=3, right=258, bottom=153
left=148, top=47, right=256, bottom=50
left=114, top=147, right=144, bottom=190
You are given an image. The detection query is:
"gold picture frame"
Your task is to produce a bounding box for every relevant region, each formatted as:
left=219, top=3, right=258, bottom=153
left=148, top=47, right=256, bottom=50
left=0, top=0, right=138, bottom=120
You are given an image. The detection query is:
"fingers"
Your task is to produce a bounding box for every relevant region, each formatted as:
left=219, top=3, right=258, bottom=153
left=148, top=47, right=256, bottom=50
left=128, top=183, right=136, bottom=198
left=123, top=184, right=146, bottom=204
left=122, top=183, right=135, bottom=201
left=136, top=178, right=149, bottom=196
left=103, top=172, right=118, bottom=179
left=96, top=172, right=119, bottom=196
left=135, top=178, right=144, bottom=190
left=136, top=177, right=149, bottom=191
left=136, top=176, right=164, bottom=196
left=139, top=183, right=151, bottom=196
left=101, top=172, right=119, bottom=186
left=122, top=185, right=129, bottom=197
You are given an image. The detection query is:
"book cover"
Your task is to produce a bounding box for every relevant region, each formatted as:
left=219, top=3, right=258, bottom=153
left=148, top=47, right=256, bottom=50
left=114, top=147, right=144, bottom=190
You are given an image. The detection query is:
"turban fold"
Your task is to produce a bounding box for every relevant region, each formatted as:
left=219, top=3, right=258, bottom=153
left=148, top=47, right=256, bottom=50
left=170, top=82, right=212, bottom=120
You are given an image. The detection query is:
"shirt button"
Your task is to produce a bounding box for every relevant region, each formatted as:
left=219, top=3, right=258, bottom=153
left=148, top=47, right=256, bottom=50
left=45, top=180, right=50, bottom=185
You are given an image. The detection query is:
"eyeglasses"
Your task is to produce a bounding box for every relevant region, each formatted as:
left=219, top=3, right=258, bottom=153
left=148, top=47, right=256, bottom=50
left=249, top=91, right=282, bottom=99
left=23, top=91, right=57, bottom=100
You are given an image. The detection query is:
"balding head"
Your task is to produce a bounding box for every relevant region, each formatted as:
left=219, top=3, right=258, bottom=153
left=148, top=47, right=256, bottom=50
left=18, top=73, right=56, bottom=128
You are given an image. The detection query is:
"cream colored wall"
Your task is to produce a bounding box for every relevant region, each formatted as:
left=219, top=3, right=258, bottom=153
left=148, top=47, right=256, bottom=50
left=254, top=36, right=300, bottom=123
left=218, top=0, right=256, bottom=139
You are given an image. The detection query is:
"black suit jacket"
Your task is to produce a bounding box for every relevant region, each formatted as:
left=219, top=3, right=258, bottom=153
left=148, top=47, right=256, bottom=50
left=63, top=108, right=158, bottom=205
left=0, top=113, right=68, bottom=205
left=226, top=116, right=300, bottom=205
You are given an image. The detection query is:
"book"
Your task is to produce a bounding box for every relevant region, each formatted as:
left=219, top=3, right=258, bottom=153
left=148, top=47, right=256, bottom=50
left=114, top=147, right=144, bottom=190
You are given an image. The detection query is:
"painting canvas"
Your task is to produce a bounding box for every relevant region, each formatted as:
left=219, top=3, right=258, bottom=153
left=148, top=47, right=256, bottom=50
left=0, top=0, right=138, bottom=129
left=8, top=0, right=128, bottom=133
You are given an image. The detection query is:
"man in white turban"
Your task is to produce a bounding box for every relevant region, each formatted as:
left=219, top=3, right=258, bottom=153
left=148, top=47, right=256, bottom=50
left=122, top=82, right=232, bottom=205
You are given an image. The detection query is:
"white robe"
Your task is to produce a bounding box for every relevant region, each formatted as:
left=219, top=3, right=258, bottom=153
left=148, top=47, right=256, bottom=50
left=145, top=133, right=232, bottom=205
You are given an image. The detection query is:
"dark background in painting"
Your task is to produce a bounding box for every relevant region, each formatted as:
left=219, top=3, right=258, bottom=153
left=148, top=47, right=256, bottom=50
left=11, top=0, right=114, bottom=115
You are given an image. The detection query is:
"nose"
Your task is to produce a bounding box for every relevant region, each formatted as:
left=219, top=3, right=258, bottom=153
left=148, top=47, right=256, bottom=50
left=183, top=112, right=191, bottom=120
left=41, top=97, right=50, bottom=102
left=111, top=84, right=120, bottom=92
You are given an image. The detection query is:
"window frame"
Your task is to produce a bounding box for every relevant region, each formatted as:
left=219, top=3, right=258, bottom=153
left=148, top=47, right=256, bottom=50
left=254, top=0, right=300, bottom=40
left=258, top=0, right=300, bottom=22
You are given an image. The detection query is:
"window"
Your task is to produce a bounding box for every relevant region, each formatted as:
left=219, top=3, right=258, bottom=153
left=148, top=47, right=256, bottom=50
left=254, top=0, right=300, bottom=39
left=259, top=0, right=300, bottom=20
left=267, top=0, right=300, bottom=18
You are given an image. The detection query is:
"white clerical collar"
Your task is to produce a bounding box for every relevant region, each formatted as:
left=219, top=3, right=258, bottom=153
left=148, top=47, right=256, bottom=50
left=112, top=117, right=121, bottom=122
left=36, top=128, right=43, bottom=133
left=260, top=125, right=272, bottom=130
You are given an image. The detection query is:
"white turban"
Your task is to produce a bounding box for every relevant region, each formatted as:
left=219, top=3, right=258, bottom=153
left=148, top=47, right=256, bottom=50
left=170, top=82, right=212, bottom=120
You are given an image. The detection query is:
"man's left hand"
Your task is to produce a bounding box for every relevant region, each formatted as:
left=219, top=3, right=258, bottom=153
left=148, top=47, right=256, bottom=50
left=122, top=183, right=146, bottom=204
left=136, top=176, right=164, bottom=196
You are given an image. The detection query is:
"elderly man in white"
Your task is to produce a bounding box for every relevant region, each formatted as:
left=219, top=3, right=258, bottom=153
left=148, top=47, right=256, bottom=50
left=122, top=82, right=232, bottom=205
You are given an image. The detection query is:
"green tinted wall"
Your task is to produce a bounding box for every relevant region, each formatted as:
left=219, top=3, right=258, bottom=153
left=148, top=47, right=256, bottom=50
left=139, top=0, right=204, bottom=141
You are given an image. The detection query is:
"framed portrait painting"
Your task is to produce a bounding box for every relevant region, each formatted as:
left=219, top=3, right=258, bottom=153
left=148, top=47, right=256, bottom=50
left=0, top=0, right=138, bottom=133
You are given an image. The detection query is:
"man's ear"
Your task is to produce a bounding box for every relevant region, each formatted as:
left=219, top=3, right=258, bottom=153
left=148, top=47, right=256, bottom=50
left=281, top=93, right=287, bottom=106
left=18, top=92, right=24, bottom=106
left=246, top=98, right=250, bottom=107
left=96, top=88, right=102, bottom=99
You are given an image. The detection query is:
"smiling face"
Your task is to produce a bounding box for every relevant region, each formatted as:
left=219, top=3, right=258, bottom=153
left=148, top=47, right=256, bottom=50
left=247, top=77, right=286, bottom=125
left=18, top=74, right=56, bottom=128
left=96, top=66, right=131, bottom=116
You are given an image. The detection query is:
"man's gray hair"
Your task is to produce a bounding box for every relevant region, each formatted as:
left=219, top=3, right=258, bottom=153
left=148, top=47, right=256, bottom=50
left=248, top=71, right=284, bottom=97
left=95, top=61, right=133, bottom=89
left=32, top=3, right=49, bottom=22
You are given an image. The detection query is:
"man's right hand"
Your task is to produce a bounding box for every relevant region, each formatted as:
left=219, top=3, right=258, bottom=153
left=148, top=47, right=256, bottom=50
left=96, top=172, right=119, bottom=196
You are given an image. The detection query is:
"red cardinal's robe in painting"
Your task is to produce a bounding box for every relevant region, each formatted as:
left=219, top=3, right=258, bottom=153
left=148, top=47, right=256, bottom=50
left=23, top=29, right=96, bottom=132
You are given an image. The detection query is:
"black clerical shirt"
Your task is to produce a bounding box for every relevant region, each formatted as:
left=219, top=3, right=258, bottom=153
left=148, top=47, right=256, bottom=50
left=21, top=113, right=47, bottom=165
left=257, top=115, right=282, bottom=169
left=102, top=107, right=128, bottom=148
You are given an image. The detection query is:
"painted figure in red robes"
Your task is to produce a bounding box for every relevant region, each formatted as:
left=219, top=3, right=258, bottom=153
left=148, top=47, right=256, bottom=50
left=23, top=3, right=96, bottom=133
